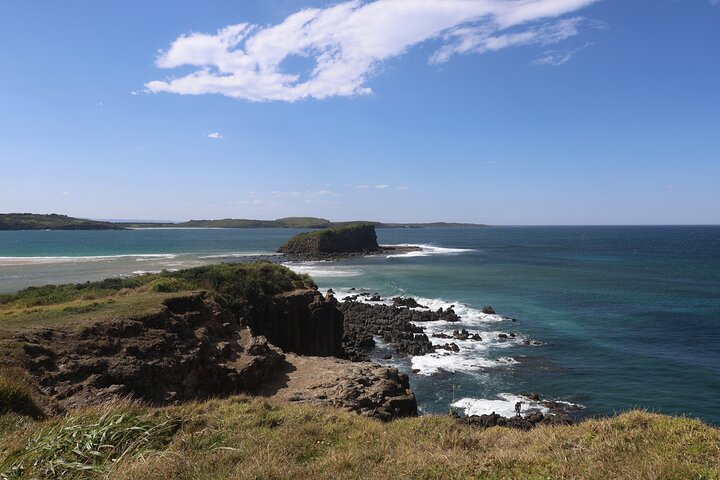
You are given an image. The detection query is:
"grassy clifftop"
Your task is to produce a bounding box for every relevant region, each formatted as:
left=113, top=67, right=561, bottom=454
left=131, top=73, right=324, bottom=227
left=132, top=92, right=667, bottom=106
left=0, top=262, right=314, bottom=345
left=0, top=213, right=125, bottom=230
left=1, top=397, right=718, bottom=479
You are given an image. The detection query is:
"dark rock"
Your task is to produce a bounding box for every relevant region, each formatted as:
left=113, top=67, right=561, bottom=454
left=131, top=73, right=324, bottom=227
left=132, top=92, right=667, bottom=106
left=249, top=289, right=344, bottom=357
left=339, top=301, right=445, bottom=360
left=17, top=292, right=286, bottom=409
left=277, top=224, right=380, bottom=260
left=482, top=306, right=496, bottom=315
left=392, top=297, right=427, bottom=309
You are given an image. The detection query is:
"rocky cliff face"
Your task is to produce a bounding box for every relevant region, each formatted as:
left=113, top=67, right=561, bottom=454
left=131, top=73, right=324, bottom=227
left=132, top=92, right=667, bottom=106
left=13, top=284, right=418, bottom=421
left=249, top=289, right=344, bottom=357
left=18, top=292, right=285, bottom=409
left=277, top=223, right=380, bottom=260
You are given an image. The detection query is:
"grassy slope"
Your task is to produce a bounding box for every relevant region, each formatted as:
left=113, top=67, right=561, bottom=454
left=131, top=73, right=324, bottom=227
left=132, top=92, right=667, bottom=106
left=0, top=214, right=125, bottom=230
left=1, top=397, right=718, bottom=479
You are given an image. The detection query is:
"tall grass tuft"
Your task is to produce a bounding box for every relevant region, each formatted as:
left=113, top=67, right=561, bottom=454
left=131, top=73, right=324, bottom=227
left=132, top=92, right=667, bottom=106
left=1, top=408, right=178, bottom=479
left=0, top=369, right=43, bottom=419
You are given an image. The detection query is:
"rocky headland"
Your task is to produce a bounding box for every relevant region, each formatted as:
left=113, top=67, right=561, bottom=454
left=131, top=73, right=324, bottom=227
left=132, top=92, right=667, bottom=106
left=0, top=263, right=416, bottom=421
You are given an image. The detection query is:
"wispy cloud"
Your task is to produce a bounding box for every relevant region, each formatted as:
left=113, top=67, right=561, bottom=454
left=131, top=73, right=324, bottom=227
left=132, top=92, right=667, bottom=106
left=395, top=186, right=410, bottom=191
left=147, top=0, right=597, bottom=102
left=532, top=41, right=592, bottom=66
left=207, top=132, right=224, bottom=139
left=375, top=184, right=389, bottom=189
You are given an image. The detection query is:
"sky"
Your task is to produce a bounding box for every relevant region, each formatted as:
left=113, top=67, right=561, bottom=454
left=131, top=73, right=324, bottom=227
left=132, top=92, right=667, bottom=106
left=0, top=0, right=718, bottom=225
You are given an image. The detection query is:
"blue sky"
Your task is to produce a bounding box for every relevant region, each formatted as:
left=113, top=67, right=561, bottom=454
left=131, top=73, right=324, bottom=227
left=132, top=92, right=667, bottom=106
left=0, top=0, right=718, bottom=225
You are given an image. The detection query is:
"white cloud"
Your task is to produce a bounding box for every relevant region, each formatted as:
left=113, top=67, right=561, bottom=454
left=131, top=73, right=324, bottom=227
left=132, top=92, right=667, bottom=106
left=375, top=184, right=389, bottom=189
left=146, top=0, right=597, bottom=102
left=207, top=132, right=224, bottom=139
left=356, top=184, right=371, bottom=189
left=532, top=41, right=592, bottom=66
left=395, top=186, right=410, bottom=191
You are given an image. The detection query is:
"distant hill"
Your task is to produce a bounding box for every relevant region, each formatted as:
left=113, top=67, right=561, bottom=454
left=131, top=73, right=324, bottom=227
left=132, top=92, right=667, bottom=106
left=120, top=217, right=487, bottom=229
left=0, top=214, right=487, bottom=230
left=0, top=213, right=126, bottom=231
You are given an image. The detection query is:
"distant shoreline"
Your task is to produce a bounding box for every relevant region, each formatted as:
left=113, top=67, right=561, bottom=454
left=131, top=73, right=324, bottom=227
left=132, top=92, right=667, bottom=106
left=0, top=213, right=488, bottom=231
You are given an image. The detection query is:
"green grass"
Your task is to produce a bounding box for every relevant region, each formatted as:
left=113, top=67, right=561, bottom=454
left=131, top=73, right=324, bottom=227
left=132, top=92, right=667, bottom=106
left=0, top=262, right=313, bottom=312
left=0, top=397, right=717, bottom=480
left=0, top=407, right=178, bottom=479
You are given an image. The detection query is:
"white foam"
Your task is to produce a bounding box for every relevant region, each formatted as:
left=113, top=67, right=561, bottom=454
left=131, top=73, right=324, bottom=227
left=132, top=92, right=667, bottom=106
left=331, top=288, right=532, bottom=376
left=0, top=254, right=178, bottom=266
left=197, top=252, right=280, bottom=259
left=452, top=393, right=550, bottom=418
left=411, top=353, right=518, bottom=376
left=382, top=244, right=476, bottom=258
left=284, top=262, right=364, bottom=278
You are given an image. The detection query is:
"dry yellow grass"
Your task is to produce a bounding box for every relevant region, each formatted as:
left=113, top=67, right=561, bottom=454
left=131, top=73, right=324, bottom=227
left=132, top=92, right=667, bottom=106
left=2, top=396, right=718, bottom=480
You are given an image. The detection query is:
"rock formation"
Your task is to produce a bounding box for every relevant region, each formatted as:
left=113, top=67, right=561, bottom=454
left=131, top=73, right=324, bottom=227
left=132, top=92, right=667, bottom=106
left=249, top=289, right=344, bottom=357
left=261, top=353, right=417, bottom=421
left=339, top=298, right=461, bottom=360
left=18, top=293, right=285, bottom=409
left=277, top=223, right=380, bottom=260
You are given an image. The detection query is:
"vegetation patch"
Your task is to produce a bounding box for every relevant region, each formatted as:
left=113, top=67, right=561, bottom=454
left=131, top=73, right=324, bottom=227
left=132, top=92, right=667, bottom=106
left=0, top=408, right=178, bottom=479
left=0, top=398, right=718, bottom=480
left=0, top=262, right=313, bottom=312
left=0, top=213, right=125, bottom=231
left=0, top=369, right=43, bottom=419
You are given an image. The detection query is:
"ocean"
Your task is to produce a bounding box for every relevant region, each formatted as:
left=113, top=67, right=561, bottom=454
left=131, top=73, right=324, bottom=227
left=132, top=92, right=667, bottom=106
left=1, top=226, right=718, bottom=424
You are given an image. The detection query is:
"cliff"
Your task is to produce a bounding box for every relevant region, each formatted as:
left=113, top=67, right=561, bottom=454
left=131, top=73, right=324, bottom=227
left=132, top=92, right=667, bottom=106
left=0, top=263, right=415, bottom=421
left=277, top=223, right=380, bottom=259
left=250, top=289, right=344, bottom=357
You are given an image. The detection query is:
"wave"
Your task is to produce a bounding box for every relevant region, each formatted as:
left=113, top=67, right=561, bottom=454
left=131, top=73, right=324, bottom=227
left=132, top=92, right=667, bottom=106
left=330, top=288, right=532, bottom=376
left=283, top=262, right=364, bottom=278
left=452, top=393, right=583, bottom=418
left=197, top=252, right=281, bottom=259
left=0, top=254, right=179, bottom=266
left=452, top=393, right=550, bottom=418
left=382, top=244, right=476, bottom=258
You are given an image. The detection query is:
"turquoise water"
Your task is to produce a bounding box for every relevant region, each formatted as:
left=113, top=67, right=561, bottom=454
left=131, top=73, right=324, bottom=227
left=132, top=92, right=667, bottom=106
left=1, top=226, right=718, bottom=424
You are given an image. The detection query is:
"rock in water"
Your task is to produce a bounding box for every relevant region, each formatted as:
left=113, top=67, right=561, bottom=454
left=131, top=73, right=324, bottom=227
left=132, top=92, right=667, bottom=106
left=277, top=223, right=380, bottom=260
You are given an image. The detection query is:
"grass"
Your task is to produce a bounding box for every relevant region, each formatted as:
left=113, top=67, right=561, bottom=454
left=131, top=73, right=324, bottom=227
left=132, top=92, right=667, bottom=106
left=0, top=406, right=178, bottom=479
left=0, top=397, right=717, bottom=479
left=0, top=369, right=43, bottom=419
left=0, top=262, right=314, bottom=322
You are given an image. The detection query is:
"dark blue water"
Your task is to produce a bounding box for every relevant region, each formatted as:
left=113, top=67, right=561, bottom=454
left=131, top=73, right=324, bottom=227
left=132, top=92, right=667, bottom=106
left=1, top=226, right=718, bottom=424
